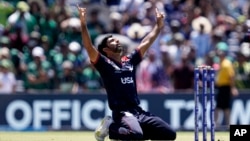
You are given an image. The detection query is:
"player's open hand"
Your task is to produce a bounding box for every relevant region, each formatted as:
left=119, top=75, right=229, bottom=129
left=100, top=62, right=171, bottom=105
left=231, top=87, right=239, bottom=97
left=155, top=8, right=165, bottom=29
left=77, top=5, right=87, bottom=25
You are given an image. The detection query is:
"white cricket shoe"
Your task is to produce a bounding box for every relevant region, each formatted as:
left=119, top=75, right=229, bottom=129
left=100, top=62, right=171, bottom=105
left=95, top=116, right=113, bottom=141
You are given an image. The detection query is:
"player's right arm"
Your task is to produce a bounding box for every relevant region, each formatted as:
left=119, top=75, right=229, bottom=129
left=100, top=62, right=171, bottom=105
left=77, top=5, right=99, bottom=63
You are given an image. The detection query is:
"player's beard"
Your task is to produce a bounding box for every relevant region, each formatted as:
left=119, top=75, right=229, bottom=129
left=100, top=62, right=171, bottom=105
left=114, top=44, right=123, bottom=54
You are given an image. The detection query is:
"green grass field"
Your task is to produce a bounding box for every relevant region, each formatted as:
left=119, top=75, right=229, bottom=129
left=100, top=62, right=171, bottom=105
left=0, top=131, right=229, bottom=141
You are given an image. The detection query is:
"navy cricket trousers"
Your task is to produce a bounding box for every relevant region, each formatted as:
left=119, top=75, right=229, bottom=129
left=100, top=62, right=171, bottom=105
left=109, top=107, right=176, bottom=140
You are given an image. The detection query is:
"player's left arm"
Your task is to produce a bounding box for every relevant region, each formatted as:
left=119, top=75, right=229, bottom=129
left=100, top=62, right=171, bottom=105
left=137, top=8, right=165, bottom=56
left=229, top=64, right=239, bottom=96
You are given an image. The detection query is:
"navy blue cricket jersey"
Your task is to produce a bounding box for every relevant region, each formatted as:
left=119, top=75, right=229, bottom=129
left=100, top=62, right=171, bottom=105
left=93, top=49, right=142, bottom=111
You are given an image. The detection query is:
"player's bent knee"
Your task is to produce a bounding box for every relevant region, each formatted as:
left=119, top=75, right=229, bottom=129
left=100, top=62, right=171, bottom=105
left=169, top=131, right=177, bottom=140
left=110, top=127, right=144, bottom=140
left=167, top=132, right=176, bottom=140
left=133, top=132, right=144, bottom=139
left=165, top=129, right=176, bottom=140
left=157, top=129, right=176, bottom=140
left=128, top=130, right=144, bottom=140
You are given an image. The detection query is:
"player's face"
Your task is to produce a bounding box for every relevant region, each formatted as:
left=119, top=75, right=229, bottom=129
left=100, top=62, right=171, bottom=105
left=106, top=37, right=122, bottom=53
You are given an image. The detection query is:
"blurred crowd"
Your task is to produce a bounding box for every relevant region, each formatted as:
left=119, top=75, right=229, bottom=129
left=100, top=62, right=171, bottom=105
left=0, top=0, right=250, bottom=94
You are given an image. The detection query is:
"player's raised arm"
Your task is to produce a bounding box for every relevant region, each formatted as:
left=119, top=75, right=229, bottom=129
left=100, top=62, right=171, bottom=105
left=77, top=5, right=98, bottom=62
left=138, top=8, right=165, bottom=56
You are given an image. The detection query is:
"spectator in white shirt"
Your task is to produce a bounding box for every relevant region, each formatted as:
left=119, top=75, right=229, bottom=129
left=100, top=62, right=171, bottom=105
left=0, top=59, right=16, bottom=94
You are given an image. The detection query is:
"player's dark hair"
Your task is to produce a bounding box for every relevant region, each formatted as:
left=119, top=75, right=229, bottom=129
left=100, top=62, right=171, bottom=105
left=98, top=35, right=112, bottom=57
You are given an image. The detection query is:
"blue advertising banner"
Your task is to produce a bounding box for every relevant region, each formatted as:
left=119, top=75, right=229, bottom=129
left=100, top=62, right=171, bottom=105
left=0, top=93, right=249, bottom=131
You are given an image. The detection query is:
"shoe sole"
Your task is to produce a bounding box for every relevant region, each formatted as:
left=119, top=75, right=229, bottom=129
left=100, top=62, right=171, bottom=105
left=95, top=116, right=113, bottom=141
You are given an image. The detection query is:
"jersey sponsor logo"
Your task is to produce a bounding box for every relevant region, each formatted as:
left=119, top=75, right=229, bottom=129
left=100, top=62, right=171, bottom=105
left=121, top=77, right=134, bottom=84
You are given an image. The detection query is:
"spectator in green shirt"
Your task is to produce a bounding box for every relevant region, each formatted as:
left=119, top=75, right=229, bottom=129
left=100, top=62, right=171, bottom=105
left=25, top=46, right=54, bottom=92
